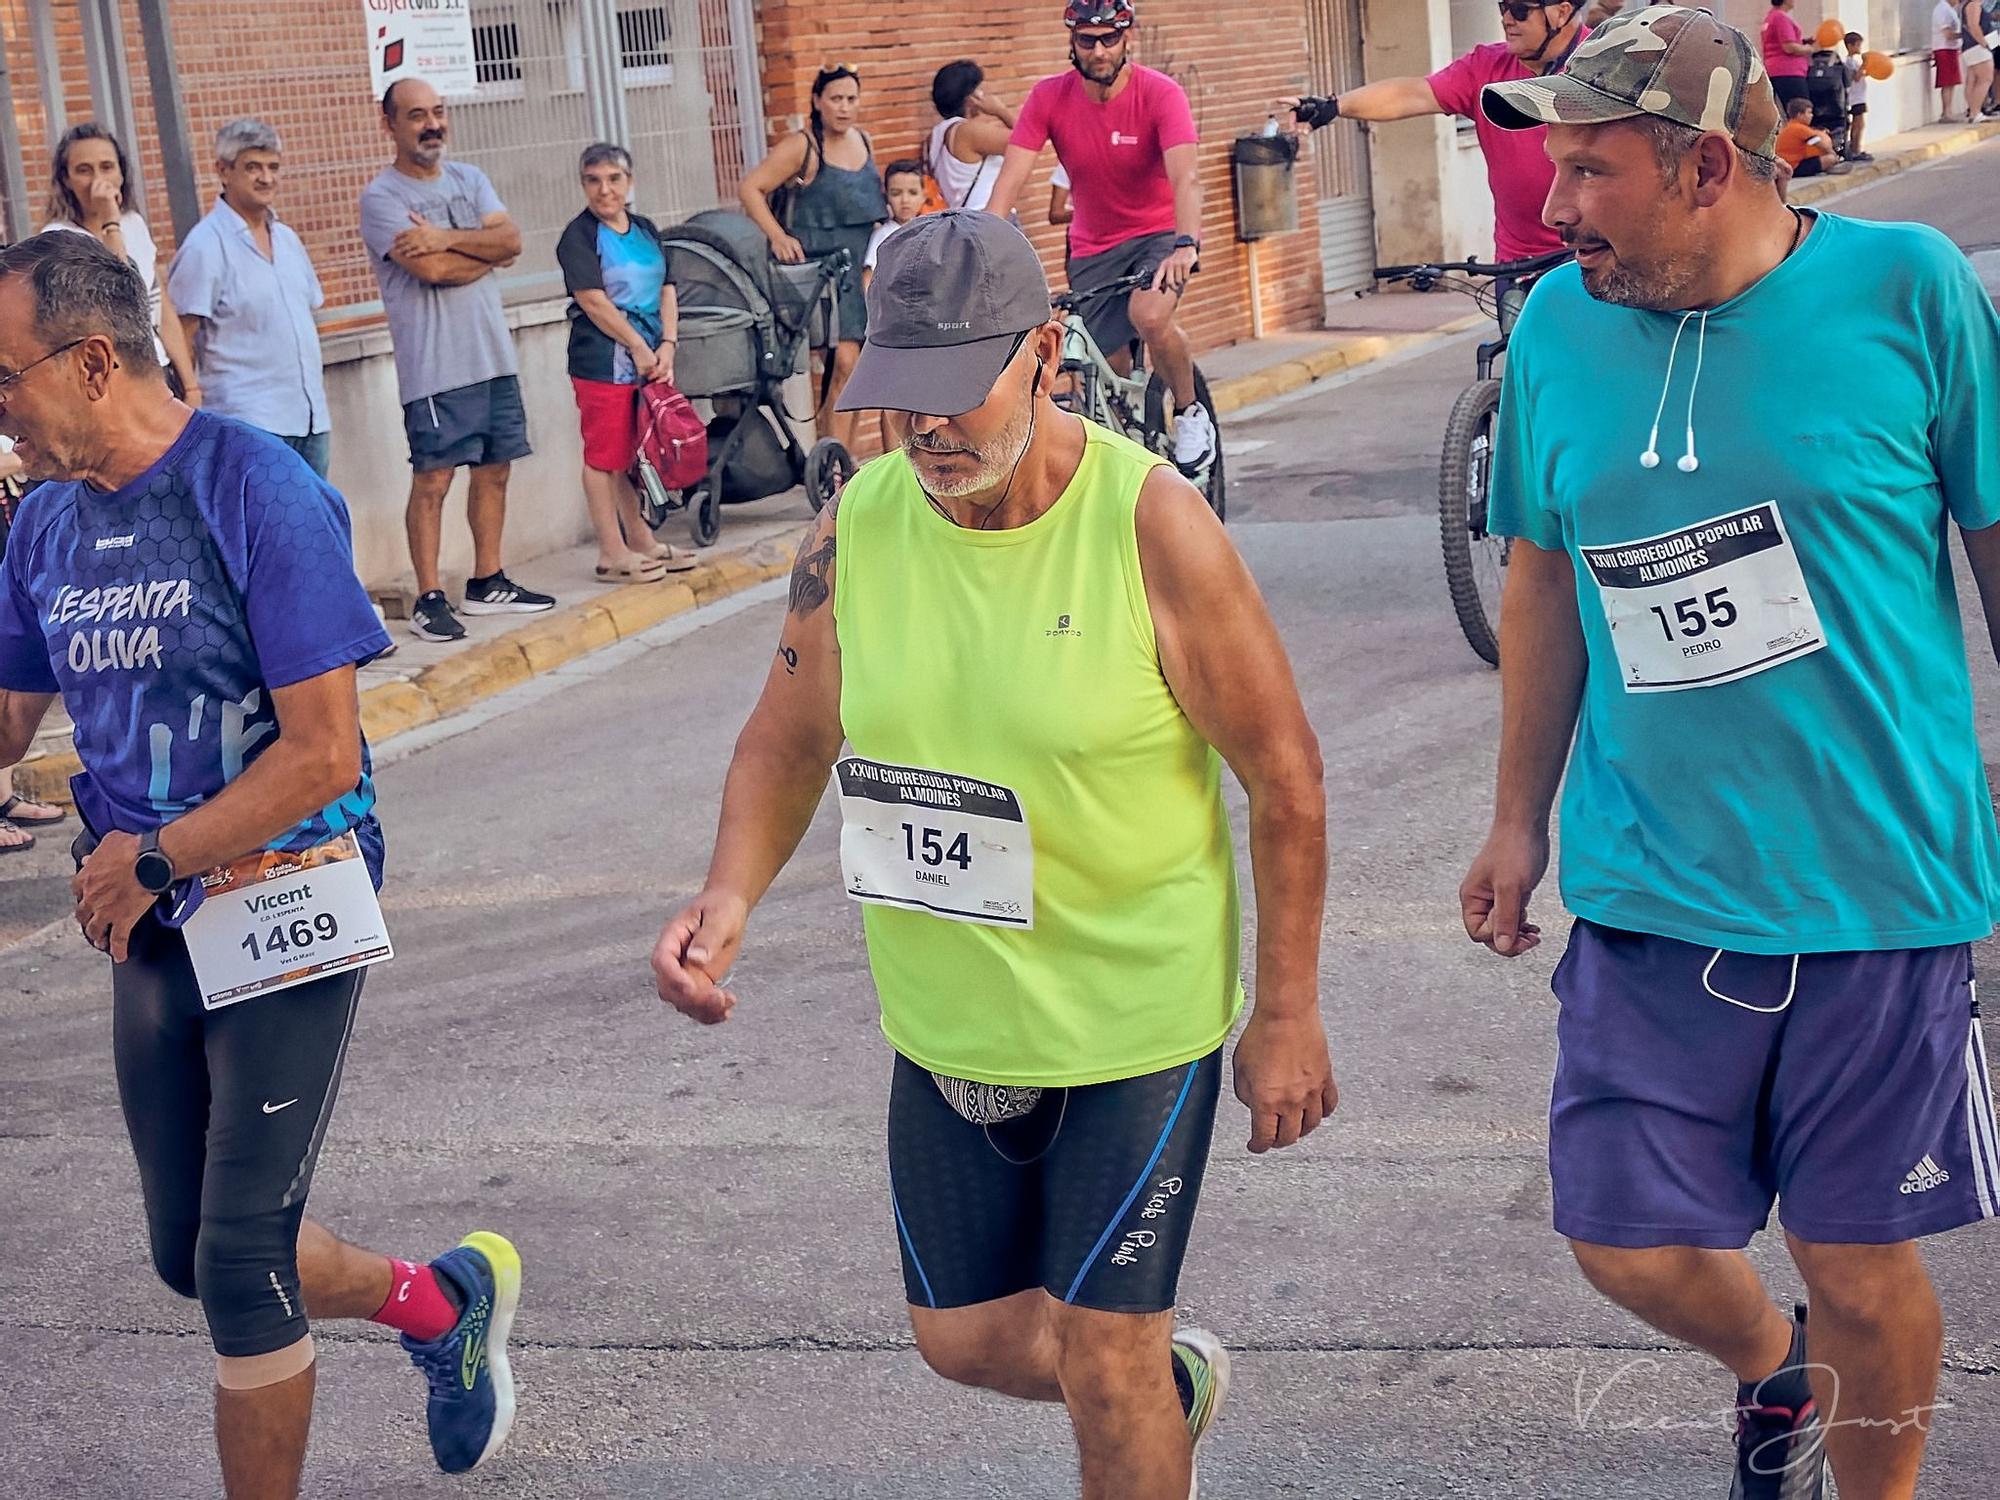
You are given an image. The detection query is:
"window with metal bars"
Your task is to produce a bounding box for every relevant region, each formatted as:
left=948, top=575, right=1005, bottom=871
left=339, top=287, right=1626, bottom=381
left=618, top=2, right=673, bottom=84
left=472, top=20, right=524, bottom=87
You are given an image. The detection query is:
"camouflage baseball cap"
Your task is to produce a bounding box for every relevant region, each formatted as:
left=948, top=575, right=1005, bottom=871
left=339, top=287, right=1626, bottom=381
left=1481, top=6, right=1781, bottom=161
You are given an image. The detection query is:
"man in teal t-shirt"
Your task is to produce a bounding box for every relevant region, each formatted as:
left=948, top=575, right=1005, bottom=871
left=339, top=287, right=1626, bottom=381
left=1460, top=11, right=2000, bottom=1500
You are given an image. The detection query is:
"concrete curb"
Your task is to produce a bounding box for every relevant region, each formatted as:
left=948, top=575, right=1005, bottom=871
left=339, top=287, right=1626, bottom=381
left=1788, top=120, right=2000, bottom=207
left=12, top=531, right=805, bottom=806
left=1208, top=313, right=1490, bottom=416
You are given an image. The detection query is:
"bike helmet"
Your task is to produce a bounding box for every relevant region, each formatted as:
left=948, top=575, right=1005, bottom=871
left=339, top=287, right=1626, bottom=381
left=1064, top=1, right=1135, bottom=28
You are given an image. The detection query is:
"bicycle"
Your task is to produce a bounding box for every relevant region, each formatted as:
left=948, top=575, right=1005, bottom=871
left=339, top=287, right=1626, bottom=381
left=1370, top=249, right=1572, bottom=666
left=1049, top=272, right=1226, bottom=521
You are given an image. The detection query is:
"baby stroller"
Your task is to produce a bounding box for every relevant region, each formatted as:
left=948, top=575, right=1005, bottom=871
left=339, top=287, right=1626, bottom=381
left=644, top=210, right=856, bottom=546
left=1807, top=49, right=1851, bottom=156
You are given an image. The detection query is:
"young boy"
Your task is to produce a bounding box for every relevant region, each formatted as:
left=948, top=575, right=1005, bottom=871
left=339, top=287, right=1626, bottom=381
left=1776, top=95, right=1849, bottom=178
left=863, top=160, right=926, bottom=293
left=866, top=159, right=926, bottom=450
left=1843, top=32, right=1874, bottom=161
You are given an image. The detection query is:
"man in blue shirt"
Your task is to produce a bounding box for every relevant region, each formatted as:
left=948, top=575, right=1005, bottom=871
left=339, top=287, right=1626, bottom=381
left=1460, top=10, right=2000, bottom=1500
left=168, top=120, right=333, bottom=478
left=0, top=234, right=521, bottom=1495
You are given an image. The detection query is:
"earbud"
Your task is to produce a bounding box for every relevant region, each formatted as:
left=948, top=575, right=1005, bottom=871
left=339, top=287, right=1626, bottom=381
left=1677, top=452, right=1700, bottom=474
left=1640, top=450, right=1660, bottom=470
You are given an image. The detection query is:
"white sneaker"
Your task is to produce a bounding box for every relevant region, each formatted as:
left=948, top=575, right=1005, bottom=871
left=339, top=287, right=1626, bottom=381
left=1172, top=402, right=1217, bottom=470
left=1172, top=1326, right=1231, bottom=1499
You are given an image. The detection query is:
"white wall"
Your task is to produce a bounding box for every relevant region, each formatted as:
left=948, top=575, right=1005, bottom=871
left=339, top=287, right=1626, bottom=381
left=320, top=300, right=592, bottom=600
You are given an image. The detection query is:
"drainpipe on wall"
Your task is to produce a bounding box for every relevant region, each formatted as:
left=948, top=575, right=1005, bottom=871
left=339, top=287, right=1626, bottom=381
left=136, top=1, right=202, bottom=242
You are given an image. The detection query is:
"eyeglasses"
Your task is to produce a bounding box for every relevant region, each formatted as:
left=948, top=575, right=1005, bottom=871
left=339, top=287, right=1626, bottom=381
left=0, top=338, right=85, bottom=412
left=1072, top=30, right=1127, bottom=50
left=1497, top=1, right=1554, bottom=21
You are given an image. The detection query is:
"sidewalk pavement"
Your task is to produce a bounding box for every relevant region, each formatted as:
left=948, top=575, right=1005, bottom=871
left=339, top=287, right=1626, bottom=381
left=10, top=115, right=1996, bottom=814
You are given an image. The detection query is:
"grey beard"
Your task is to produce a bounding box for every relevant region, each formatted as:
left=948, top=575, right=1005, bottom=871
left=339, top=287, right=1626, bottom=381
left=904, top=399, right=1034, bottom=501
left=1581, top=257, right=1701, bottom=312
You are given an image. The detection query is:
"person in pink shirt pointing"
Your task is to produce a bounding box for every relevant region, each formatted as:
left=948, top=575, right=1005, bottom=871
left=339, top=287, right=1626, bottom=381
left=1281, top=1, right=1588, bottom=263
left=984, top=1, right=1216, bottom=473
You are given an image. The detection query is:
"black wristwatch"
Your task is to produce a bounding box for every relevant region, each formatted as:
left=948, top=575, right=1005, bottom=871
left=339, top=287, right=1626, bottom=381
left=1172, top=234, right=1202, bottom=252
left=135, top=827, right=178, bottom=895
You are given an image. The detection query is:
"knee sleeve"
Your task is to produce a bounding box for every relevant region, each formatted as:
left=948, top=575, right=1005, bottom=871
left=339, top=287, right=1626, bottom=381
left=194, top=1210, right=310, bottom=1357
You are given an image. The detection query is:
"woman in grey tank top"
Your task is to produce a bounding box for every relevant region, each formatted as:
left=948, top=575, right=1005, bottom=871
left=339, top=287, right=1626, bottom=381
left=738, top=66, right=888, bottom=452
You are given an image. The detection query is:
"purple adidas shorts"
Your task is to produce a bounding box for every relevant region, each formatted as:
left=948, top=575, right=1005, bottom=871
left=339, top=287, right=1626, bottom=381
left=1550, top=919, right=2000, bottom=1248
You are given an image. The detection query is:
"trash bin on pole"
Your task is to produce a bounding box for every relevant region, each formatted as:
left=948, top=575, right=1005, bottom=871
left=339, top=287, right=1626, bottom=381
left=1231, top=131, right=1300, bottom=241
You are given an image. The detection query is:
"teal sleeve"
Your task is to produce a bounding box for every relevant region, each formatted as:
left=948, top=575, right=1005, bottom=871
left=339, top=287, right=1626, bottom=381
left=1485, top=314, right=1563, bottom=550
left=1933, top=247, right=2000, bottom=532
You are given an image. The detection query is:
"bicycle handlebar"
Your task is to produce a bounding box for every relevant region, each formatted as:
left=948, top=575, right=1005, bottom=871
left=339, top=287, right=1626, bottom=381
left=1051, top=269, right=1174, bottom=312
left=1373, top=249, right=1574, bottom=285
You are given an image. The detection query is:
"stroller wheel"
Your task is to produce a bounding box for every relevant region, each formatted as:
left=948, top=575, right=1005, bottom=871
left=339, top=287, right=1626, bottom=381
left=689, top=481, right=721, bottom=548
left=806, top=439, right=857, bottom=514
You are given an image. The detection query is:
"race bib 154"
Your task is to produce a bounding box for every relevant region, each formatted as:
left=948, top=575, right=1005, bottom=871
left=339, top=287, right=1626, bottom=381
left=835, top=756, right=1033, bottom=929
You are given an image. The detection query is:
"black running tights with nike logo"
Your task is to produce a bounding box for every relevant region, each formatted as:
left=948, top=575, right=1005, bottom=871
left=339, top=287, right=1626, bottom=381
left=112, top=913, right=363, bottom=1357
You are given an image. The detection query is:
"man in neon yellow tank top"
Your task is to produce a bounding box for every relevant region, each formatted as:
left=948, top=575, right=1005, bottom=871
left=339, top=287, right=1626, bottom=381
left=652, top=211, right=1335, bottom=1499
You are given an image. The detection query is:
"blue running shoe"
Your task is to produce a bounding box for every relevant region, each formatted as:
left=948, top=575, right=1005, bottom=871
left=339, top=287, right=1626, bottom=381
left=401, top=1231, right=521, bottom=1473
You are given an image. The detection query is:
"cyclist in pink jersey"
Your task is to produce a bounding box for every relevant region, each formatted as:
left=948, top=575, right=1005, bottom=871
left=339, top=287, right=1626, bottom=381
left=985, top=1, right=1215, bottom=472
left=1283, top=1, right=1588, bottom=262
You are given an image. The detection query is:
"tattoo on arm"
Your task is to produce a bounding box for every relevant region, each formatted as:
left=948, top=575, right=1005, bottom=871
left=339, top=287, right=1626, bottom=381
left=788, top=518, right=836, bottom=618
left=779, top=645, right=799, bottom=675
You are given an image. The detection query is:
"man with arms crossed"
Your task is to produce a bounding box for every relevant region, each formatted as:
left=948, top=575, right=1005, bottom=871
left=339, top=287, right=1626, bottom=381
left=362, top=79, right=554, bottom=643
left=653, top=212, right=1336, bottom=1499
left=0, top=234, right=520, bottom=1498
left=985, top=2, right=1217, bottom=475
left=1461, top=11, right=2000, bottom=1500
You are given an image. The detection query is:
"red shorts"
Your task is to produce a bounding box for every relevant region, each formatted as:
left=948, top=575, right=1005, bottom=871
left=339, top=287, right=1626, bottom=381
left=572, top=376, right=642, bottom=472
left=1937, top=48, right=1964, bottom=89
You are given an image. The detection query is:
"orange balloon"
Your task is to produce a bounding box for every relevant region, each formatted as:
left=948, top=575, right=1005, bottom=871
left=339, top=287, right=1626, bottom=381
left=1864, top=50, right=1895, bottom=81
left=1815, top=19, right=1846, bottom=49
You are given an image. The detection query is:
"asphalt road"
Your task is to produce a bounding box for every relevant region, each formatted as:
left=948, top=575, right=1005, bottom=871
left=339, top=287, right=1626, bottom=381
left=4, top=156, right=2000, bottom=1498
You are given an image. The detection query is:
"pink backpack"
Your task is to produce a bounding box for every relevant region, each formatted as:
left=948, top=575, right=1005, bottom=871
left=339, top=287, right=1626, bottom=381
left=635, top=381, right=709, bottom=492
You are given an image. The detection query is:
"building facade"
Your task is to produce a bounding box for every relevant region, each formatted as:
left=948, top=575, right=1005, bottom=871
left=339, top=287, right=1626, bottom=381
left=1, top=1, right=1333, bottom=592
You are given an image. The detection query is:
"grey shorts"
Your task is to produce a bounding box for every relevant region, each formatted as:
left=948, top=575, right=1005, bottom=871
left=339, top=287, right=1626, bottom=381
left=403, top=375, right=532, bottom=473
left=1066, top=231, right=1180, bottom=359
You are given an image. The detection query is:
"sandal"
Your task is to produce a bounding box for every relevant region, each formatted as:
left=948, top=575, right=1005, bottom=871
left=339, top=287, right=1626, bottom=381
left=647, top=543, right=699, bottom=573
left=0, top=821, right=34, bottom=856
left=596, top=558, right=669, bottom=582
left=0, top=793, right=64, bottom=828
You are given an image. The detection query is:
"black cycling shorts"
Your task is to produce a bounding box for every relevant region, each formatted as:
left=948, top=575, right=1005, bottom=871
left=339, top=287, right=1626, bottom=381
left=887, top=1047, right=1221, bottom=1314
left=112, top=908, right=362, bottom=1357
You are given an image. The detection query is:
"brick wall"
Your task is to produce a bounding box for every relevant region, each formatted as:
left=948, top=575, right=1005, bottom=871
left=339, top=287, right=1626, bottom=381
left=755, top=0, right=1328, bottom=355
left=161, top=0, right=387, bottom=312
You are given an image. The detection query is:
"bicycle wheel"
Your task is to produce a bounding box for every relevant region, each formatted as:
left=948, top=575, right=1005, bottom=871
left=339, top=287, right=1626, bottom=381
left=1438, top=378, right=1506, bottom=668
left=1142, top=367, right=1226, bottom=522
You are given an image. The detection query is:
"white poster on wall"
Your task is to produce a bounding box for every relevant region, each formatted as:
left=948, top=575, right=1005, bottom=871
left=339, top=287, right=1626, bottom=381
left=363, top=0, right=478, bottom=99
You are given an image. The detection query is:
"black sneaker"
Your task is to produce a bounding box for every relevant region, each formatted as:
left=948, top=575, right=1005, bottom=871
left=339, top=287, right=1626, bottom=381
left=410, top=590, right=466, bottom=642
left=1730, top=1307, right=1827, bottom=1500
left=462, top=572, right=555, bottom=615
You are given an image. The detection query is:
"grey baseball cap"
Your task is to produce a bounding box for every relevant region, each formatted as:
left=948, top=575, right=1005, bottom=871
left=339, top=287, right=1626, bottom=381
left=835, top=210, right=1054, bottom=417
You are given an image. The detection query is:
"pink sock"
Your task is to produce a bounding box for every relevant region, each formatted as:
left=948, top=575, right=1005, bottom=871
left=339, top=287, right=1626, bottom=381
left=372, top=1258, right=459, bottom=1343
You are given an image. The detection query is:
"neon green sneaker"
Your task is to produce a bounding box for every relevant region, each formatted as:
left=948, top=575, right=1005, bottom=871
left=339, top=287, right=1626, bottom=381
left=1172, top=1326, right=1231, bottom=1499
